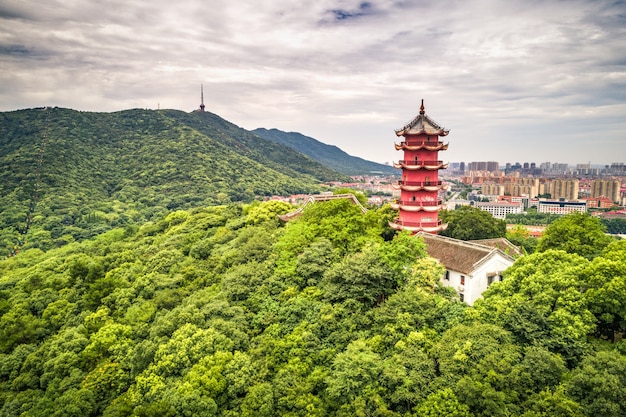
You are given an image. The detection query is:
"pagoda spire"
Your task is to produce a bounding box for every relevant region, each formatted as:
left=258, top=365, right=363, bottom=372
left=419, top=99, right=425, bottom=115
left=199, top=84, right=205, bottom=112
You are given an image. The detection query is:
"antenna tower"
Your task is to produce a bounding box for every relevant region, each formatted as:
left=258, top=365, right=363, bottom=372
left=199, top=84, right=205, bottom=112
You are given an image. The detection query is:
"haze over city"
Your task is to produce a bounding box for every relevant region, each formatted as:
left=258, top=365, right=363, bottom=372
left=1, top=0, right=625, bottom=165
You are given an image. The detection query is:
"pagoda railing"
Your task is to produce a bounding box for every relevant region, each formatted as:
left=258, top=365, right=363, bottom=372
left=398, top=160, right=444, bottom=166
left=399, top=140, right=444, bottom=146
left=395, top=199, right=443, bottom=206
left=398, top=180, right=443, bottom=187
left=392, top=219, right=444, bottom=228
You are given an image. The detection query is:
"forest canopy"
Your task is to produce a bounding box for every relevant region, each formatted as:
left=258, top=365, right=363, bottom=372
left=0, top=202, right=624, bottom=417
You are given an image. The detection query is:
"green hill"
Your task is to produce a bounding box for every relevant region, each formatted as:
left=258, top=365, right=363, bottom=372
left=252, top=128, right=398, bottom=176
left=0, top=199, right=623, bottom=416
left=0, top=107, right=345, bottom=254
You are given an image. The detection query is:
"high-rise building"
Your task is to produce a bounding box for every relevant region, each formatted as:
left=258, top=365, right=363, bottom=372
left=548, top=179, right=579, bottom=200
left=481, top=183, right=504, bottom=196
left=487, top=161, right=499, bottom=172
left=390, top=100, right=448, bottom=234
left=591, top=179, right=621, bottom=203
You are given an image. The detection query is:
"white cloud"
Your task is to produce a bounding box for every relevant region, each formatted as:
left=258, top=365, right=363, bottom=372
left=0, top=0, right=625, bottom=164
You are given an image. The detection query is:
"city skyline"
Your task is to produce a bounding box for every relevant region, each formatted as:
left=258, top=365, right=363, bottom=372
left=1, top=0, right=625, bottom=165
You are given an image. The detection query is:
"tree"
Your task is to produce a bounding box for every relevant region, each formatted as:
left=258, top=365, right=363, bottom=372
left=325, top=339, right=388, bottom=416
left=583, top=240, right=626, bottom=341
left=536, top=213, right=612, bottom=260
left=440, top=206, right=506, bottom=241
left=321, top=245, right=397, bottom=309
left=566, top=350, right=626, bottom=417
left=474, top=250, right=595, bottom=364
left=506, top=224, right=538, bottom=254
left=413, top=388, right=472, bottom=417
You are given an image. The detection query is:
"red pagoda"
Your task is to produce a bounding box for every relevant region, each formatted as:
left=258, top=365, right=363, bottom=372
left=390, top=100, right=449, bottom=234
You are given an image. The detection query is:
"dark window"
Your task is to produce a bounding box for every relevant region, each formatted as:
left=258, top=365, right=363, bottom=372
left=459, top=293, right=465, bottom=302
left=445, top=270, right=450, bottom=280
left=460, top=275, right=465, bottom=285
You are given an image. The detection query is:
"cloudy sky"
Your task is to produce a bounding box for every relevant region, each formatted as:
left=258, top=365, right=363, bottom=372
left=1, top=0, right=625, bottom=166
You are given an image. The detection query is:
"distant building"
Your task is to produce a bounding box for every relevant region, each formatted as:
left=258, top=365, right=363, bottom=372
left=474, top=201, right=523, bottom=219
left=584, top=196, right=615, bottom=209
left=590, top=179, right=620, bottom=204
left=418, top=232, right=516, bottom=305
left=548, top=179, right=579, bottom=200
left=481, top=183, right=504, bottom=196
left=538, top=200, right=587, bottom=215
left=468, top=161, right=499, bottom=172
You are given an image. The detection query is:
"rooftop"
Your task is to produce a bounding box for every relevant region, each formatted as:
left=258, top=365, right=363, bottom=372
left=395, top=99, right=449, bottom=137
left=417, top=232, right=516, bottom=274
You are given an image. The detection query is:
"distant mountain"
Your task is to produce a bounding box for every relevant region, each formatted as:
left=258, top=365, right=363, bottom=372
left=0, top=107, right=346, bottom=254
left=252, top=128, right=398, bottom=176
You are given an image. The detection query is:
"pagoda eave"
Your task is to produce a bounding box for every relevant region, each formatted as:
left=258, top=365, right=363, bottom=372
left=389, top=203, right=442, bottom=212
left=394, top=143, right=449, bottom=151
left=393, top=162, right=449, bottom=170
left=395, top=128, right=449, bottom=137
left=393, top=185, right=442, bottom=192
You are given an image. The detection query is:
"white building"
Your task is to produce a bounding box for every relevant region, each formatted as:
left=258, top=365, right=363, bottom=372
left=418, top=233, right=517, bottom=305
left=474, top=201, right=523, bottom=219
left=538, top=200, right=587, bottom=215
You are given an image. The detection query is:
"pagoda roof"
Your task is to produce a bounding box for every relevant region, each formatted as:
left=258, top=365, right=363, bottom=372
left=395, top=100, right=449, bottom=137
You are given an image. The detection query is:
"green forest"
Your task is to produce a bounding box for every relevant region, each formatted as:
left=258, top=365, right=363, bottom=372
left=0, top=197, right=625, bottom=417
left=0, top=107, right=346, bottom=256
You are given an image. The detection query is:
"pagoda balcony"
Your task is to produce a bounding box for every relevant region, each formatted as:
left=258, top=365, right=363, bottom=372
left=398, top=180, right=442, bottom=187
left=395, top=199, right=443, bottom=206
left=392, top=180, right=444, bottom=192
left=393, top=160, right=448, bottom=171
left=394, top=141, right=448, bottom=151
left=389, top=219, right=448, bottom=233
left=390, top=199, right=443, bottom=212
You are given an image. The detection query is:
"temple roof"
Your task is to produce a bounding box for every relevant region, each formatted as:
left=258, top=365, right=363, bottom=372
left=417, top=232, right=515, bottom=275
left=395, top=100, right=449, bottom=137
left=278, top=193, right=368, bottom=221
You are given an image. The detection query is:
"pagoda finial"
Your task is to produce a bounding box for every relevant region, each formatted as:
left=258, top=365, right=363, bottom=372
left=419, top=99, right=425, bottom=115
left=199, top=84, right=205, bottom=112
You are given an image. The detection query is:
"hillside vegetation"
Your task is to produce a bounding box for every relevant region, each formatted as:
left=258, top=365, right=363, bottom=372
left=0, top=201, right=625, bottom=417
left=0, top=107, right=346, bottom=255
left=252, top=128, right=397, bottom=176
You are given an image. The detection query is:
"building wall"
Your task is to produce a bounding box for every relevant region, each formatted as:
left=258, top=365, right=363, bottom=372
left=475, top=202, right=523, bottom=219
left=440, top=253, right=514, bottom=305
left=538, top=200, right=587, bottom=214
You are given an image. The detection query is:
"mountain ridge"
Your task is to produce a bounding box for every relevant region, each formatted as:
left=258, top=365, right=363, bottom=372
left=252, top=127, right=397, bottom=176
